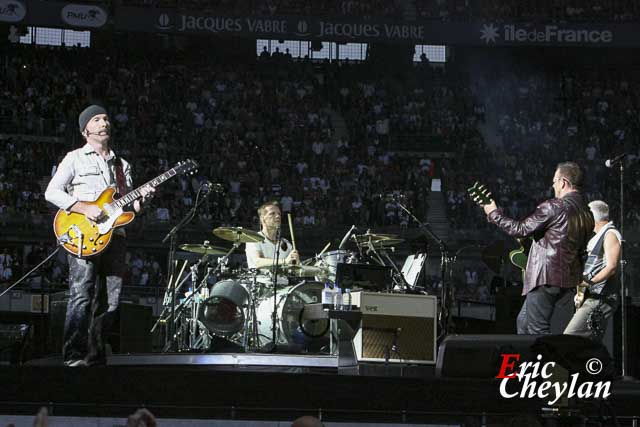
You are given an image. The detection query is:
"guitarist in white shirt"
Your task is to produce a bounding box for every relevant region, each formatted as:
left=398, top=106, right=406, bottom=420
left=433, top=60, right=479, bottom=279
left=45, top=105, right=154, bottom=367
left=564, top=201, right=622, bottom=341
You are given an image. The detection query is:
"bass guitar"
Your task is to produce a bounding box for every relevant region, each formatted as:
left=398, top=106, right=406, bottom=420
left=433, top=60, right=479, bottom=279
left=575, top=284, right=587, bottom=308
left=53, top=159, right=199, bottom=258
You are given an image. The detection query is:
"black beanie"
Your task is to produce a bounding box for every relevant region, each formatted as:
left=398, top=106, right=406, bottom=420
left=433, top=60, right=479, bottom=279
left=78, top=104, right=108, bottom=132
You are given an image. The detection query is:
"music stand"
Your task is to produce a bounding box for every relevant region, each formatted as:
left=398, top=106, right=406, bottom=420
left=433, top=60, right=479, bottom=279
left=400, top=253, right=427, bottom=289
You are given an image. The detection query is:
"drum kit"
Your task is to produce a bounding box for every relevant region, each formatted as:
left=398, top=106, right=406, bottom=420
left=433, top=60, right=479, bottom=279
left=156, top=225, right=407, bottom=354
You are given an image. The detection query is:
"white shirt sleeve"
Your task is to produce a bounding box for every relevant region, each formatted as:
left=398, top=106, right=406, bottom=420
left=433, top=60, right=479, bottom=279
left=45, top=153, right=78, bottom=211
left=245, top=242, right=262, bottom=269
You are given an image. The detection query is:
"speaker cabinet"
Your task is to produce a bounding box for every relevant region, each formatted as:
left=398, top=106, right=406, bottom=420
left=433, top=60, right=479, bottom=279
left=49, top=299, right=152, bottom=355
left=111, top=303, right=153, bottom=354
left=351, top=292, right=437, bottom=364
left=0, top=311, right=47, bottom=362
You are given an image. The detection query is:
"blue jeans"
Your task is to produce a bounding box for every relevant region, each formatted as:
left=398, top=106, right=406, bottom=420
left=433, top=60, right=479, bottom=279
left=63, top=236, right=125, bottom=365
left=564, top=295, right=618, bottom=342
left=517, top=285, right=571, bottom=334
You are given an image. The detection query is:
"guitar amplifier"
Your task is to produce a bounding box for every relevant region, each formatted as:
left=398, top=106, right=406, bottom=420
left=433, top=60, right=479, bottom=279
left=351, top=292, right=437, bottom=364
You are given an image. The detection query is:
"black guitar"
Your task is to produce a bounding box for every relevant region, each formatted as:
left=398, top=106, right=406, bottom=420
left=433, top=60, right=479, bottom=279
left=467, top=181, right=530, bottom=277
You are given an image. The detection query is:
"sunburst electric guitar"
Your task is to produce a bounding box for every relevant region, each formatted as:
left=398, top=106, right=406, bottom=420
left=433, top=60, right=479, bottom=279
left=53, top=159, right=198, bottom=258
left=467, top=181, right=531, bottom=279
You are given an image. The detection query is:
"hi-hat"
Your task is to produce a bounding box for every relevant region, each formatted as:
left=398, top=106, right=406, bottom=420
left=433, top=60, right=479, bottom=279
left=179, top=243, right=229, bottom=255
left=213, top=227, right=264, bottom=243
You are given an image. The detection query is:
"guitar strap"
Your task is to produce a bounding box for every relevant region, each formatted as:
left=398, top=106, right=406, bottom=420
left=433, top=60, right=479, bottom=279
left=114, top=157, right=127, bottom=197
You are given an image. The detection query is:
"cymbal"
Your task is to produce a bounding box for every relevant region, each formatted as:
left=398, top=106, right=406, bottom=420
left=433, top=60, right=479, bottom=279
left=213, top=227, right=264, bottom=243
left=260, top=264, right=327, bottom=278
left=370, top=238, right=405, bottom=247
left=354, top=233, right=404, bottom=247
left=355, top=232, right=400, bottom=241
left=179, top=243, right=229, bottom=255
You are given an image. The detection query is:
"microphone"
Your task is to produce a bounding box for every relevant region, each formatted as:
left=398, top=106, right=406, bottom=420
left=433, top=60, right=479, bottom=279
left=605, top=153, right=628, bottom=168
left=338, top=225, right=357, bottom=250
left=281, top=241, right=288, bottom=251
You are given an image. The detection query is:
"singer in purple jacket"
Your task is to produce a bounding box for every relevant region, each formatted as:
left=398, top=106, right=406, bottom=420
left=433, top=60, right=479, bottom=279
left=480, top=162, right=594, bottom=334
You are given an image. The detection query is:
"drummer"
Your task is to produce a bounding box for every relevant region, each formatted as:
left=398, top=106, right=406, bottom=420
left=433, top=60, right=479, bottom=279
left=245, top=201, right=300, bottom=269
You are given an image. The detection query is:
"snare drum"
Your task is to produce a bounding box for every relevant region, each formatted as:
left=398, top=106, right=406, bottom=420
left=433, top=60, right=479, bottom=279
left=314, top=250, right=356, bottom=281
left=255, top=281, right=329, bottom=345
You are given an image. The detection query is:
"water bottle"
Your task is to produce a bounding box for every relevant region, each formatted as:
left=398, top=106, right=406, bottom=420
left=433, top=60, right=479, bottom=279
left=343, top=288, right=352, bottom=311
left=200, top=285, right=209, bottom=300
left=322, top=281, right=333, bottom=309
left=333, top=282, right=343, bottom=310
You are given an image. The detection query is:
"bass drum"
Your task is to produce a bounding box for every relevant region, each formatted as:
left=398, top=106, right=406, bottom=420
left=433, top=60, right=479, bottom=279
left=199, top=279, right=250, bottom=335
left=256, top=281, right=329, bottom=347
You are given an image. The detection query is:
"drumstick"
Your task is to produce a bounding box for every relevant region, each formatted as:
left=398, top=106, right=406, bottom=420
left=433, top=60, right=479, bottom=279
left=301, top=242, right=331, bottom=266
left=287, top=213, right=297, bottom=251
left=165, top=259, right=177, bottom=291
left=176, top=260, right=188, bottom=288
left=317, top=242, right=331, bottom=258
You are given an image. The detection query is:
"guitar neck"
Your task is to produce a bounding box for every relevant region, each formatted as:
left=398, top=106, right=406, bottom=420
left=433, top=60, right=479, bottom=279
left=111, top=168, right=178, bottom=209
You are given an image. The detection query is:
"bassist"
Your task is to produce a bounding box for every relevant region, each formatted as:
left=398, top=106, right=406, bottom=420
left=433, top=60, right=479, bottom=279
left=564, top=201, right=622, bottom=341
left=45, top=105, right=154, bottom=367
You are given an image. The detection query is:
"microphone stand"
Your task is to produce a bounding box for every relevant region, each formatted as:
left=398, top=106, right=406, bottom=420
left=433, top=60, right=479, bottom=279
left=266, top=227, right=283, bottom=352
left=0, top=247, right=60, bottom=298
left=395, top=199, right=454, bottom=342
left=378, top=247, right=411, bottom=292
left=159, top=257, right=205, bottom=352
left=360, top=235, right=408, bottom=291
left=1, top=232, right=78, bottom=357
left=0, top=224, right=83, bottom=299
left=160, top=185, right=211, bottom=350
left=616, top=161, right=633, bottom=380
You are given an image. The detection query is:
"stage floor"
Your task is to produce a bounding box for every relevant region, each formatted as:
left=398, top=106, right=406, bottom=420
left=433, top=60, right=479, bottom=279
left=2, top=352, right=640, bottom=424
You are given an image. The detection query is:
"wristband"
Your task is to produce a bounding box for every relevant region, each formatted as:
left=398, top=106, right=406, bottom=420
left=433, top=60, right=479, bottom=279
left=582, top=276, right=595, bottom=286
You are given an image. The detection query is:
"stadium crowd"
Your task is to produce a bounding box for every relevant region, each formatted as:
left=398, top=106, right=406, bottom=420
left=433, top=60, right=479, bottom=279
left=443, top=61, right=640, bottom=235
left=2, top=41, right=640, bottom=299
left=1, top=44, right=437, bottom=233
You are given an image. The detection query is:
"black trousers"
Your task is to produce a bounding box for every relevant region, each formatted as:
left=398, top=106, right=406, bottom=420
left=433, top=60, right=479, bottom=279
left=63, top=236, right=125, bottom=364
left=516, top=285, right=571, bottom=334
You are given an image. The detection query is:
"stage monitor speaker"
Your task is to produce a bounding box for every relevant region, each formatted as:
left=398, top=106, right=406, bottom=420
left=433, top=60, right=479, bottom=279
left=351, top=292, right=437, bottom=364
left=436, top=334, right=538, bottom=378
left=436, top=334, right=614, bottom=380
